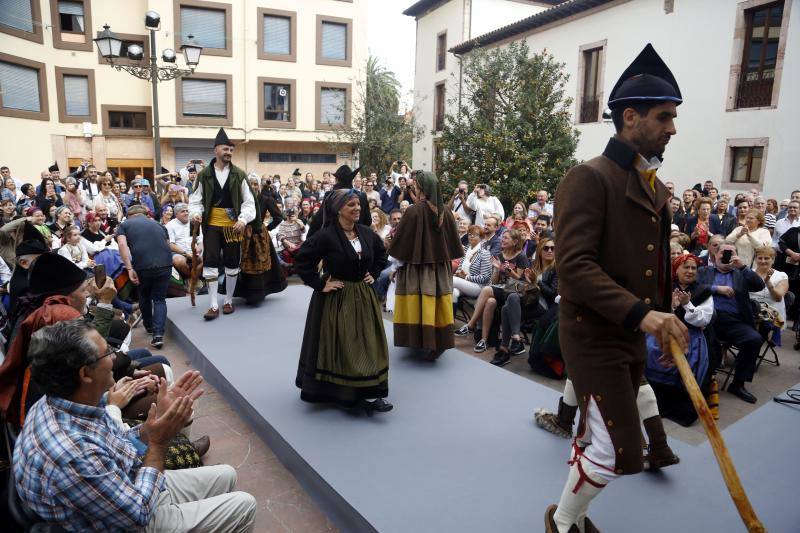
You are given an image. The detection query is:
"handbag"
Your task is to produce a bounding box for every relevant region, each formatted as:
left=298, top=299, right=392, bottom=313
left=502, top=278, right=539, bottom=307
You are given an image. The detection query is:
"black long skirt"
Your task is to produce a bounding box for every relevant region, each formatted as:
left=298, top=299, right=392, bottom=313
left=233, top=237, right=287, bottom=305
left=296, top=282, right=389, bottom=407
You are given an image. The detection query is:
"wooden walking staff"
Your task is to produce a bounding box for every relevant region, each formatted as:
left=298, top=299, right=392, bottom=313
left=668, top=339, right=766, bottom=532
left=189, top=221, right=200, bottom=307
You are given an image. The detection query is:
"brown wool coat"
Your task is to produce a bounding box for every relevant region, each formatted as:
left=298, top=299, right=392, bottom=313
left=554, top=136, right=672, bottom=475
left=387, top=203, right=463, bottom=264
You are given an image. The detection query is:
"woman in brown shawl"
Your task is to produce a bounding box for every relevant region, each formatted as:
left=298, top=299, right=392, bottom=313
left=388, top=171, right=463, bottom=360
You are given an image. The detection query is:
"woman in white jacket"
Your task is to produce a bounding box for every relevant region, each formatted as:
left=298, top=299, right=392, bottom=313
left=466, top=184, right=504, bottom=226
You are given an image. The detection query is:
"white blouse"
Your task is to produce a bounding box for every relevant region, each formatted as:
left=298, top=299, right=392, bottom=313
left=750, top=269, right=789, bottom=327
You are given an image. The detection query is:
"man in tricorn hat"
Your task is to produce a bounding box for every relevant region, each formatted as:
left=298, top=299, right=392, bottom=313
left=189, top=127, right=256, bottom=320
left=545, top=44, right=689, bottom=532
left=307, top=164, right=371, bottom=238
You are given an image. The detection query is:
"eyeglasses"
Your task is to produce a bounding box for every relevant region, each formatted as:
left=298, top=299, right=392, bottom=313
left=542, top=246, right=555, bottom=251
left=133, top=184, right=142, bottom=188
left=91, top=347, right=119, bottom=364
left=101, top=182, right=111, bottom=187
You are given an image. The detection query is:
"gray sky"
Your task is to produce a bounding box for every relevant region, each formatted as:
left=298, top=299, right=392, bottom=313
left=367, top=1, right=417, bottom=110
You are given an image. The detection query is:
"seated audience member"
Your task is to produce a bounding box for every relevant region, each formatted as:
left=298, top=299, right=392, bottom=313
left=504, top=202, right=533, bottom=230
left=492, top=238, right=556, bottom=367
left=670, top=242, right=685, bottom=261
left=166, top=203, right=203, bottom=278
left=773, top=200, right=799, bottom=249
left=399, top=200, right=410, bottom=214
left=513, top=221, right=536, bottom=260
left=160, top=205, right=174, bottom=226
left=669, top=196, right=685, bottom=230
left=276, top=207, right=305, bottom=266
left=711, top=198, right=735, bottom=242
left=455, top=214, right=469, bottom=247
left=124, top=178, right=155, bottom=215
left=371, top=208, right=390, bottom=239
left=455, top=229, right=529, bottom=352
left=47, top=205, right=74, bottom=244
left=725, top=208, right=772, bottom=268
left=705, top=234, right=724, bottom=266
left=0, top=198, right=16, bottom=227
left=16, top=183, right=37, bottom=214
left=533, top=214, right=553, bottom=239
left=13, top=319, right=256, bottom=532
left=686, top=197, right=713, bottom=255
left=299, top=199, right=314, bottom=224
left=750, top=245, right=789, bottom=340
left=58, top=225, right=94, bottom=269
left=697, top=243, right=765, bottom=403
left=94, top=203, right=118, bottom=233
left=646, top=254, right=713, bottom=426
left=5, top=222, right=49, bottom=314
left=62, top=176, right=85, bottom=227
left=452, top=225, right=492, bottom=303
left=482, top=215, right=504, bottom=256
left=0, top=252, right=116, bottom=428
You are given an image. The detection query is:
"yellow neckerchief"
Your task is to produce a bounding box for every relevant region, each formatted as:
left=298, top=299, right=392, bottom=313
left=634, top=154, right=662, bottom=192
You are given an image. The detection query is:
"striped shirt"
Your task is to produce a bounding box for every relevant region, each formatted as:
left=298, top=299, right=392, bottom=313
left=13, top=396, right=165, bottom=532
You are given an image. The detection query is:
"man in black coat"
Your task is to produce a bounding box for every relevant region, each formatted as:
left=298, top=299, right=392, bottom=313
left=697, top=242, right=765, bottom=403
left=307, top=165, right=370, bottom=237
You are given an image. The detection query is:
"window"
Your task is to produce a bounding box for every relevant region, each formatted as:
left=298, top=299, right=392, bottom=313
left=258, top=8, right=296, bottom=62
left=577, top=40, right=606, bottom=124
left=0, top=53, right=49, bottom=120
left=174, top=0, right=232, bottom=57
left=258, top=77, right=296, bottom=129
left=736, top=1, right=784, bottom=108
left=0, top=0, right=44, bottom=43
left=259, top=153, right=337, bottom=164
left=50, top=0, right=92, bottom=51
left=436, top=31, right=447, bottom=71
left=55, top=67, right=96, bottom=123
left=723, top=138, right=769, bottom=187
left=176, top=74, right=232, bottom=126
left=580, top=48, right=601, bottom=123
left=731, top=147, right=764, bottom=183
left=102, top=105, right=153, bottom=136
left=316, top=15, right=352, bottom=67
left=434, top=82, right=445, bottom=132
left=316, top=82, right=351, bottom=130
left=58, top=0, right=83, bottom=32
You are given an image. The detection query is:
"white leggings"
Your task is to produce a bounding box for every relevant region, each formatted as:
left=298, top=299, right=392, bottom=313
left=452, top=277, right=483, bottom=302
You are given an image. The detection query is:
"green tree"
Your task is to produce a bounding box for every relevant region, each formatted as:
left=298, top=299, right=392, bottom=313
left=439, top=41, right=579, bottom=206
left=327, top=56, right=423, bottom=176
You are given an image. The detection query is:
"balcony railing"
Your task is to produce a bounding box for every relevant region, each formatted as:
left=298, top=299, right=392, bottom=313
left=735, top=70, right=774, bottom=109
left=579, top=96, right=599, bottom=123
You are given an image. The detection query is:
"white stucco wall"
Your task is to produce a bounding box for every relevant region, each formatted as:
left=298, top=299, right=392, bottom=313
left=470, top=0, right=545, bottom=37
left=413, top=0, right=800, bottom=199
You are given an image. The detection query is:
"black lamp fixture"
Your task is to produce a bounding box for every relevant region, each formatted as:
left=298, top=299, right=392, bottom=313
left=93, top=24, right=122, bottom=59
left=180, top=35, right=203, bottom=70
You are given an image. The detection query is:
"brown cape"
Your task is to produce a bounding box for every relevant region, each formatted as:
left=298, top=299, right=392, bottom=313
left=387, top=203, right=463, bottom=264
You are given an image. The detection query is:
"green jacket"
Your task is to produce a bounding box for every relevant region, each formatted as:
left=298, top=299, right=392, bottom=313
left=197, top=159, right=247, bottom=227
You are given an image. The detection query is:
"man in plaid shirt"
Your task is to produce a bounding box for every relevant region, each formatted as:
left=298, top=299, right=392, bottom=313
left=13, top=320, right=256, bottom=532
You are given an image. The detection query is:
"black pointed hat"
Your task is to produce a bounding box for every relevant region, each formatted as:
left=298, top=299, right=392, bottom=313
left=332, top=165, right=361, bottom=186
left=48, top=162, right=59, bottom=172
left=16, top=222, right=49, bottom=257
left=608, top=44, right=682, bottom=110
left=292, top=168, right=301, bottom=176
left=213, top=127, right=234, bottom=147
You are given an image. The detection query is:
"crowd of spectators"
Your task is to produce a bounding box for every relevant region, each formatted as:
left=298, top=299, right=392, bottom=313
left=1, top=152, right=799, bottom=529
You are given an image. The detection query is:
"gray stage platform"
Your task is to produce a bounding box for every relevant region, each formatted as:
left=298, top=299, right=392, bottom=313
left=167, top=285, right=798, bottom=533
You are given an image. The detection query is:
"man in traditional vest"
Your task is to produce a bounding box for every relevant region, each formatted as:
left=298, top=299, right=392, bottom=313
left=189, top=128, right=256, bottom=320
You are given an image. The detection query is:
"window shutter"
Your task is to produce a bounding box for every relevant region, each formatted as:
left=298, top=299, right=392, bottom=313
left=320, top=88, right=345, bottom=125
left=58, top=0, right=84, bottom=16
left=263, top=15, right=290, bottom=55
left=174, top=147, right=214, bottom=166
left=321, top=22, right=346, bottom=60
left=181, top=7, right=226, bottom=49
left=182, top=79, right=226, bottom=117
left=63, top=75, right=89, bottom=116
left=0, top=0, right=34, bottom=32
left=0, top=61, right=40, bottom=112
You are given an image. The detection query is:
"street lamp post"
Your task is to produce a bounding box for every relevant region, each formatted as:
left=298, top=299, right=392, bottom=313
left=94, top=11, right=202, bottom=184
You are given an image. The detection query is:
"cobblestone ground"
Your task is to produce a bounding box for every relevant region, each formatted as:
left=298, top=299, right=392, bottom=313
left=146, top=281, right=800, bottom=531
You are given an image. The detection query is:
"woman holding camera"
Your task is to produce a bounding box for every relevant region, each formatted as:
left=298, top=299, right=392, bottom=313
left=466, top=183, right=504, bottom=226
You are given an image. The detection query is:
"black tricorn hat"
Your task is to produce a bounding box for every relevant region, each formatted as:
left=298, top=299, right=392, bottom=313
left=213, top=127, right=234, bottom=147
left=16, top=222, right=49, bottom=257
left=608, top=44, right=682, bottom=110
left=292, top=168, right=301, bottom=176
left=28, top=252, right=91, bottom=296
left=48, top=162, right=59, bottom=172
left=332, top=165, right=361, bottom=185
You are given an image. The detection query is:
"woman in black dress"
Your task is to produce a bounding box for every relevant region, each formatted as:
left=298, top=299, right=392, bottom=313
left=294, top=189, right=392, bottom=415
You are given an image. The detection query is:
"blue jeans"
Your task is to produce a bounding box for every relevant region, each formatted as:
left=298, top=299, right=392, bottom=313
left=112, top=296, right=133, bottom=316
left=127, top=348, right=170, bottom=367
left=137, top=266, right=171, bottom=336
left=373, top=266, right=394, bottom=299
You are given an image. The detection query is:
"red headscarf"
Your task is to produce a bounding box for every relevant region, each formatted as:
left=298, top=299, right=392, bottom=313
left=671, top=253, right=702, bottom=278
